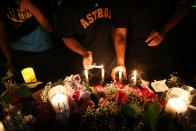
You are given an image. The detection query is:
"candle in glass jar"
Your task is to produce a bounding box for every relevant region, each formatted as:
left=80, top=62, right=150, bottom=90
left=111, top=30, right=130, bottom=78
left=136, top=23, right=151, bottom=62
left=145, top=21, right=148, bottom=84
left=165, top=98, right=187, bottom=117
left=51, top=94, right=69, bottom=112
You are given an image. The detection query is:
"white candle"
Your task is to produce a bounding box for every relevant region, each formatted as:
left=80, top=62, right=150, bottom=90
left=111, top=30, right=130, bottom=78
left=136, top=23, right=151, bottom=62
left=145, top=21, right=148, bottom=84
left=51, top=94, right=69, bottom=112
left=119, top=67, right=122, bottom=82
left=165, top=98, right=187, bottom=117
left=86, top=65, right=103, bottom=69
left=84, top=69, right=89, bottom=85
left=101, top=68, right=105, bottom=84
left=0, top=121, right=5, bottom=131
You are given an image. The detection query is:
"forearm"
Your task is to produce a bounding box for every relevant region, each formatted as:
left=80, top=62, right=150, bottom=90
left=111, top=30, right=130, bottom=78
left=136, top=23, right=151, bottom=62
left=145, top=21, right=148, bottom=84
left=160, top=0, right=192, bottom=34
left=61, top=37, right=87, bottom=56
left=112, top=28, right=127, bottom=66
left=27, top=4, right=53, bottom=32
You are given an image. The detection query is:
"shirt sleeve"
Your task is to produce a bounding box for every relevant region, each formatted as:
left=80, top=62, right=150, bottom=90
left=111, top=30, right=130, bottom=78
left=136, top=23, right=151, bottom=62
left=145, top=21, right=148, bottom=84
left=55, top=2, right=75, bottom=38
left=111, top=0, right=128, bottom=28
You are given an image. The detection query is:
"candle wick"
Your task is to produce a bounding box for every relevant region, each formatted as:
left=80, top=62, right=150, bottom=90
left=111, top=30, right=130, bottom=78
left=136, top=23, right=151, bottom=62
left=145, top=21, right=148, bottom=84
left=58, top=102, right=61, bottom=110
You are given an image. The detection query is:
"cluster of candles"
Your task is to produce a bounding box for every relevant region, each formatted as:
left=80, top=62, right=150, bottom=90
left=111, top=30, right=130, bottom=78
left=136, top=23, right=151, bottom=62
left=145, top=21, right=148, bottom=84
left=84, top=65, right=137, bottom=85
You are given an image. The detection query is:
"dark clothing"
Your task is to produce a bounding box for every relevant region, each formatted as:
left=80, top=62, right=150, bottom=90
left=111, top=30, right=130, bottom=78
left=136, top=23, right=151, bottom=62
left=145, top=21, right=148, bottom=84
left=112, top=0, right=190, bottom=80
left=56, top=0, right=115, bottom=80
left=0, top=0, right=57, bottom=43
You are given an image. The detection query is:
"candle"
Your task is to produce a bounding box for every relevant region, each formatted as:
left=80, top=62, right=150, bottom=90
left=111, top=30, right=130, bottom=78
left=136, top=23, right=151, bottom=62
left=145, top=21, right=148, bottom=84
left=21, top=67, right=37, bottom=84
left=48, top=85, right=70, bottom=116
left=130, top=70, right=137, bottom=87
left=84, top=69, right=89, bottom=85
left=119, top=67, right=122, bottom=82
left=101, top=68, right=105, bottom=84
left=86, top=65, right=103, bottom=69
left=0, top=121, right=5, bottom=131
left=51, top=94, right=69, bottom=112
left=165, top=98, right=187, bottom=117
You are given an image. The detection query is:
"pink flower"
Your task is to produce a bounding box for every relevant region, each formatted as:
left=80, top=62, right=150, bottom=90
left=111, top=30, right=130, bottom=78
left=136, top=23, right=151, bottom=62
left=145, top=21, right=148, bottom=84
left=115, top=90, right=126, bottom=104
left=69, top=91, right=80, bottom=101
left=94, top=85, right=104, bottom=92
left=72, top=74, right=81, bottom=82
left=114, top=82, right=123, bottom=88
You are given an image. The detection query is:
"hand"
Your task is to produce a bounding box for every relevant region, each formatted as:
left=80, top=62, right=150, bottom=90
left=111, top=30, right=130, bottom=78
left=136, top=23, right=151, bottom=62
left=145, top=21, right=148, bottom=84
left=111, top=65, right=127, bottom=81
left=145, top=30, right=165, bottom=47
left=82, top=51, right=95, bottom=70
left=16, top=0, right=33, bottom=10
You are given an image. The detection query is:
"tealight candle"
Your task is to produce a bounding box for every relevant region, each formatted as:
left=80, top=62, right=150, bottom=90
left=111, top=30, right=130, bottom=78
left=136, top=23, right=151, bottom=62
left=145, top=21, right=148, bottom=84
left=165, top=98, right=187, bottom=117
left=21, top=67, right=37, bottom=84
left=119, top=67, right=122, bottom=82
left=84, top=69, right=89, bottom=85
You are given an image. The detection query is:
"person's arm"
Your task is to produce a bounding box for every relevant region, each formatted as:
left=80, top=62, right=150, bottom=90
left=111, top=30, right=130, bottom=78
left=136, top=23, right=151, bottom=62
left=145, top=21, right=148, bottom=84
left=0, top=22, right=15, bottom=72
left=61, top=37, right=94, bottom=69
left=146, top=0, right=193, bottom=46
left=111, top=27, right=127, bottom=81
left=17, top=0, right=53, bottom=32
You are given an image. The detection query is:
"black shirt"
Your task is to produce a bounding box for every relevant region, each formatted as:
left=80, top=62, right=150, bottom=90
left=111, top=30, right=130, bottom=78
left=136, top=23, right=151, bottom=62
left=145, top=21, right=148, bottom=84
left=112, top=0, right=189, bottom=65
left=56, top=0, right=115, bottom=66
left=0, top=0, right=57, bottom=43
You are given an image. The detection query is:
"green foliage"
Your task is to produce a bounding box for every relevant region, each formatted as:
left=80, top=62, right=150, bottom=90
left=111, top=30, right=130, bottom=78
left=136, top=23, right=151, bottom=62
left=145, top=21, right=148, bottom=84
left=123, top=103, right=142, bottom=117
left=14, top=85, right=31, bottom=97
left=145, top=103, right=160, bottom=121
left=3, top=95, right=14, bottom=104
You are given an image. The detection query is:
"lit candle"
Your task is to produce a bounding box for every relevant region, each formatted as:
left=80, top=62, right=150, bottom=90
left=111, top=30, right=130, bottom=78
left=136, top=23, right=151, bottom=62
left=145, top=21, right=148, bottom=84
left=165, top=98, right=187, bottom=118
left=86, top=65, right=103, bottom=69
left=0, top=121, right=5, bottom=131
left=101, top=68, right=105, bottom=84
left=48, top=85, right=70, bottom=118
left=130, top=70, right=137, bottom=87
left=84, top=69, right=89, bottom=85
left=21, top=67, right=37, bottom=84
left=51, top=94, right=69, bottom=112
left=119, top=67, right=123, bottom=83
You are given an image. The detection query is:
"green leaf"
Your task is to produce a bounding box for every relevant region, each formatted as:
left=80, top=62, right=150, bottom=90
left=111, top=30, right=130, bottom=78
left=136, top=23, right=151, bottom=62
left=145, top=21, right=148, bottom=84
left=145, top=103, right=160, bottom=121
left=14, top=85, right=31, bottom=97
left=3, top=95, right=13, bottom=104
left=123, top=103, right=142, bottom=117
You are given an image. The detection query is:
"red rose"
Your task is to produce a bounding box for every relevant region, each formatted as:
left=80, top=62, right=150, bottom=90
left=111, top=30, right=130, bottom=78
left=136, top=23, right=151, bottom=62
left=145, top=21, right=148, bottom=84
left=6, top=92, right=21, bottom=104
left=94, top=85, right=103, bottom=92
left=115, top=90, right=126, bottom=104
left=36, top=103, right=54, bottom=120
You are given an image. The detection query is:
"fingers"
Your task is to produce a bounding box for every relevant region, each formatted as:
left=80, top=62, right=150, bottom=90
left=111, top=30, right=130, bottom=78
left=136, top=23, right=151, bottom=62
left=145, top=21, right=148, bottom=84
left=147, top=37, right=163, bottom=47
left=145, top=31, right=157, bottom=43
left=111, top=66, right=127, bottom=81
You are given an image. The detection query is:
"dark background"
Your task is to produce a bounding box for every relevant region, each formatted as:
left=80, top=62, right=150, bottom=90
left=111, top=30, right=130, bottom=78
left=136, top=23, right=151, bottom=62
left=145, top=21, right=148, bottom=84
left=0, top=7, right=195, bottom=86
